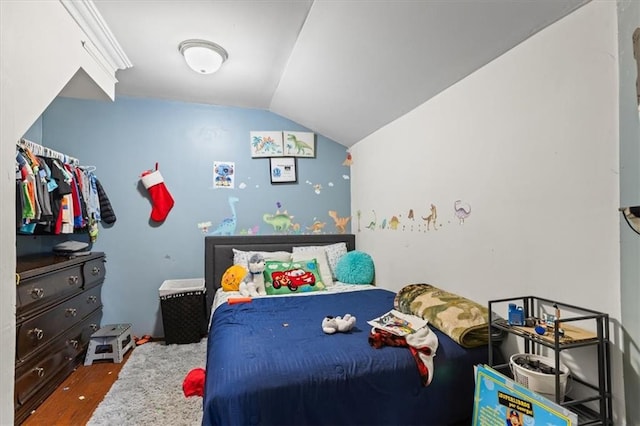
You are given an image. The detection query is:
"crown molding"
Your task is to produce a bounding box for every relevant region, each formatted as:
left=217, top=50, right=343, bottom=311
left=60, top=0, right=133, bottom=71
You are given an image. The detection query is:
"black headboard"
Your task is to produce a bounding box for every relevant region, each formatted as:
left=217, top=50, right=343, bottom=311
left=204, top=234, right=355, bottom=317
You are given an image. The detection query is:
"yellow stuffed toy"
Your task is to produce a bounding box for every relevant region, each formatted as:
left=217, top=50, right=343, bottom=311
left=222, top=264, right=247, bottom=292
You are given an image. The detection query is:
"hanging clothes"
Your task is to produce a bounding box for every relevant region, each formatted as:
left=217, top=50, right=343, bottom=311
left=35, top=157, right=54, bottom=221
left=15, top=141, right=117, bottom=240
left=16, top=150, right=37, bottom=234
left=63, top=163, right=84, bottom=229
left=95, top=177, right=116, bottom=225
left=42, top=157, right=73, bottom=234
left=79, top=168, right=101, bottom=223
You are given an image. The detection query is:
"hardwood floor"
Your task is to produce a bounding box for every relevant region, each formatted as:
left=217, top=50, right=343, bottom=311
left=20, top=350, right=132, bottom=426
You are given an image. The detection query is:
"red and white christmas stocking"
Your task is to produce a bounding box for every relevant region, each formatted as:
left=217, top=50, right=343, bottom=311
left=141, top=169, right=174, bottom=222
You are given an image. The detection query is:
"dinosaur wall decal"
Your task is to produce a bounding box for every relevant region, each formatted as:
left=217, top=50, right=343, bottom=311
left=328, top=210, right=351, bottom=234
left=209, top=196, right=240, bottom=235
left=263, top=210, right=294, bottom=232
left=422, top=204, right=438, bottom=230
left=366, top=210, right=377, bottom=230
left=454, top=200, right=471, bottom=225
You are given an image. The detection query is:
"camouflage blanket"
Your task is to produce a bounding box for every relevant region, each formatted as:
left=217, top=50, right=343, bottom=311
left=393, top=283, right=489, bottom=348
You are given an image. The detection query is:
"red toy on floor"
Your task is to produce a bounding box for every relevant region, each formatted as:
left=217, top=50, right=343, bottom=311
left=183, top=368, right=206, bottom=397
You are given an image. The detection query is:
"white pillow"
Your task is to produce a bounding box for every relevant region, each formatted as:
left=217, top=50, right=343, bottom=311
left=232, top=249, right=291, bottom=267
left=293, top=243, right=347, bottom=280
left=292, top=247, right=334, bottom=287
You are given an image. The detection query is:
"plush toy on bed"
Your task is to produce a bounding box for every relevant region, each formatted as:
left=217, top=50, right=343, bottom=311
left=239, top=253, right=266, bottom=297
left=221, top=264, right=247, bottom=292
left=335, top=250, right=375, bottom=284
left=322, top=314, right=357, bottom=334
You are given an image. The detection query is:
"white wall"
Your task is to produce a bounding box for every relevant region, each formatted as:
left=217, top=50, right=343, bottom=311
left=351, top=1, right=624, bottom=422
left=617, top=0, right=640, bottom=421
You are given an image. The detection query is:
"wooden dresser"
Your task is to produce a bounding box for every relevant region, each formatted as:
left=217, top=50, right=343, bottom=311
left=15, top=252, right=106, bottom=424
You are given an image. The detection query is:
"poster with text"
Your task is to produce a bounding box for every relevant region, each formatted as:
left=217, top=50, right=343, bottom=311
left=472, top=365, right=577, bottom=426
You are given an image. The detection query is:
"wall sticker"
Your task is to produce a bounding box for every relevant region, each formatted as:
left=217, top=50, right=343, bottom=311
left=454, top=200, right=472, bottom=224
left=213, top=161, right=235, bottom=188
left=422, top=204, right=438, bottom=231
left=263, top=209, right=297, bottom=233
left=328, top=210, right=351, bottom=234
left=355, top=200, right=472, bottom=234
left=342, top=151, right=353, bottom=166
left=208, top=196, right=240, bottom=235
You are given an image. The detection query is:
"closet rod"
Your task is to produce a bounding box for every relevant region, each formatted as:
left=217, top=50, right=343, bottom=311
left=18, top=138, right=79, bottom=165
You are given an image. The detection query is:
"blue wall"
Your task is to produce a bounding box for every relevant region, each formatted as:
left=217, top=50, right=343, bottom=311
left=22, top=96, right=351, bottom=336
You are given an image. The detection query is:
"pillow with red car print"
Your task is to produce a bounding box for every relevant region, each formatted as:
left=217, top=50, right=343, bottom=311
left=264, top=259, right=326, bottom=295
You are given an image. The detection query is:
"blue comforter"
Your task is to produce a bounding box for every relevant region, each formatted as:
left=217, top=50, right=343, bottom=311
left=203, top=289, right=489, bottom=426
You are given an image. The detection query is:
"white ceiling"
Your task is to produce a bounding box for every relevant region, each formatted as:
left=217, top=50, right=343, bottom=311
left=90, top=0, right=590, bottom=147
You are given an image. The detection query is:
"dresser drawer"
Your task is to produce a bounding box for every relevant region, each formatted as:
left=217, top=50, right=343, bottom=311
left=17, top=264, right=84, bottom=315
left=15, top=310, right=102, bottom=406
left=83, top=256, right=106, bottom=289
left=16, top=285, right=102, bottom=361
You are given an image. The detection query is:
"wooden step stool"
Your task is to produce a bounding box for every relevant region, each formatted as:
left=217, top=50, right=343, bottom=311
left=84, top=323, right=134, bottom=366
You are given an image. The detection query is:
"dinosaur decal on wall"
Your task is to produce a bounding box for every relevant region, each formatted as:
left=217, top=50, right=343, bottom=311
left=454, top=200, right=472, bottom=224
left=355, top=199, right=472, bottom=233
left=263, top=210, right=294, bottom=232
left=209, top=196, right=240, bottom=235
left=422, top=204, right=438, bottom=231
left=306, top=220, right=326, bottom=234
left=366, top=210, right=377, bottom=230
left=328, top=210, right=351, bottom=234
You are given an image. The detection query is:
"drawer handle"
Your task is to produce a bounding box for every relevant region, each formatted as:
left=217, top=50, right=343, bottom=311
left=28, top=328, right=44, bottom=340
left=65, top=308, right=78, bottom=317
left=68, top=339, right=79, bottom=349
left=33, top=367, right=45, bottom=378
left=68, top=275, right=79, bottom=285
left=92, top=266, right=101, bottom=275
left=30, top=288, right=45, bottom=299
left=87, top=295, right=98, bottom=304
left=90, top=324, right=99, bottom=332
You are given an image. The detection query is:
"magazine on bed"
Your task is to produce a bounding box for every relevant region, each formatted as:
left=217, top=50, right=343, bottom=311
left=367, top=309, right=428, bottom=336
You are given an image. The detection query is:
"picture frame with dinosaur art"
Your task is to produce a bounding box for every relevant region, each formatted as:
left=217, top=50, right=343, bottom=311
left=270, top=157, right=297, bottom=184
left=250, top=131, right=284, bottom=158
left=283, top=131, right=315, bottom=157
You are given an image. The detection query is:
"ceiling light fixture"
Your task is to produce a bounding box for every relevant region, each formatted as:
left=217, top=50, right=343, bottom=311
left=178, top=39, right=228, bottom=75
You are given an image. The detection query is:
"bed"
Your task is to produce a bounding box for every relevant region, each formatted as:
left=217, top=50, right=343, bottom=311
left=202, top=234, right=493, bottom=426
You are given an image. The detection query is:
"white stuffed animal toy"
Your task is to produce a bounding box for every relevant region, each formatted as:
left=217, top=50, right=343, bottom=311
left=239, top=253, right=266, bottom=297
left=322, top=314, right=356, bottom=334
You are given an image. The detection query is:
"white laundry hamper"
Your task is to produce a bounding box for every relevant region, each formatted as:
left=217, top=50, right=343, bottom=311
left=510, top=353, right=570, bottom=402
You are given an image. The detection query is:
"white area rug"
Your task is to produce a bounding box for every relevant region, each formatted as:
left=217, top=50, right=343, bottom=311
left=87, top=339, right=207, bottom=426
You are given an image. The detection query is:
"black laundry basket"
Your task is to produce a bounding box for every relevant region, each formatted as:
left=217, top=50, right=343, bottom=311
left=159, top=279, right=207, bottom=345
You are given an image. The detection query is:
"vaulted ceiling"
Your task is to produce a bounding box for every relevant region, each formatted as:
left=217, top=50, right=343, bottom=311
left=90, top=0, right=590, bottom=147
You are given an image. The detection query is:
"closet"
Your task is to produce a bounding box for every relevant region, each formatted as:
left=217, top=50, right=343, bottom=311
left=16, top=138, right=115, bottom=239
left=15, top=139, right=112, bottom=424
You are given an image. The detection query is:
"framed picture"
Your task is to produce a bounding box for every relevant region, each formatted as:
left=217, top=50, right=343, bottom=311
left=213, top=161, right=235, bottom=189
left=270, top=157, right=297, bottom=184
left=250, top=131, right=284, bottom=158
left=283, top=131, right=315, bottom=157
